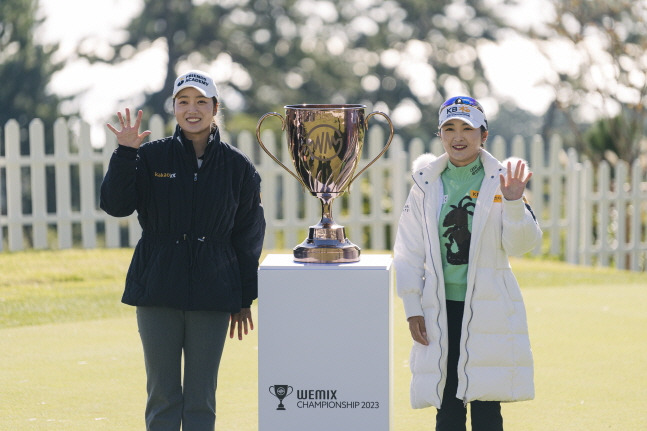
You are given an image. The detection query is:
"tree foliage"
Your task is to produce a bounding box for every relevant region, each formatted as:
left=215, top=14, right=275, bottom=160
left=529, top=0, right=647, bottom=163
left=0, top=0, right=64, bottom=131
left=79, top=0, right=509, bottom=141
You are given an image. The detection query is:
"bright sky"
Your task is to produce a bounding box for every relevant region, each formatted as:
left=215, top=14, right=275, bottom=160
left=36, top=1, right=161, bottom=120
left=37, top=0, right=558, bottom=144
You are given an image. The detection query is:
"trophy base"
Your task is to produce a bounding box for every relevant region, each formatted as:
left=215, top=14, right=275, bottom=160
left=293, top=238, right=361, bottom=263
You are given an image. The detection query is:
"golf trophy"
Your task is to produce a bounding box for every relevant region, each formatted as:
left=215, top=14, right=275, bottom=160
left=256, top=104, right=393, bottom=263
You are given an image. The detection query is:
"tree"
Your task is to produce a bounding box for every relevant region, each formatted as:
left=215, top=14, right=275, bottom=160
left=0, top=0, right=65, bottom=133
left=526, top=0, right=647, bottom=162
left=79, top=0, right=509, bottom=142
left=1, top=0, right=69, bottom=222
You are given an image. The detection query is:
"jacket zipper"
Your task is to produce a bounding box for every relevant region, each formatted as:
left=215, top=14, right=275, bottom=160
left=461, top=281, right=476, bottom=406
left=414, top=177, right=445, bottom=405
left=188, top=171, right=198, bottom=306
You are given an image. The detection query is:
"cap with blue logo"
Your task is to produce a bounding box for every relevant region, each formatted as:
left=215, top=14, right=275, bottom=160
left=438, top=96, right=487, bottom=130
left=173, top=70, right=219, bottom=100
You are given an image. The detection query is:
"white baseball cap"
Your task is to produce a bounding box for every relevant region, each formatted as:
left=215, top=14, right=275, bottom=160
left=172, top=70, right=219, bottom=100
left=438, top=96, right=488, bottom=130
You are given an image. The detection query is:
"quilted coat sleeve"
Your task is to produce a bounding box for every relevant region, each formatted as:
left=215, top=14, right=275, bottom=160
left=100, top=145, right=144, bottom=217
left=231, top=166, right=266, bottom=308
left=501, top=197, right=542, bottom=256
left=393, top=185, right=427, bottom=319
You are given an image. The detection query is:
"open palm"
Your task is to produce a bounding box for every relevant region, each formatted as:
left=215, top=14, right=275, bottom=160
left=499, top=159, right=532, bottom=201
left=106, top=108, right=151, bottom=149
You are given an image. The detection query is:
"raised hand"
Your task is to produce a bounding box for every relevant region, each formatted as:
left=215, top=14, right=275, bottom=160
left=499, top=159, right=532, bottom=201
left=106, top=108, right=151, bottom=149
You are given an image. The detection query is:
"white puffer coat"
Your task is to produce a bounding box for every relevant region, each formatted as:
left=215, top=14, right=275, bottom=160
left=393, top=149, right=542, bottom=409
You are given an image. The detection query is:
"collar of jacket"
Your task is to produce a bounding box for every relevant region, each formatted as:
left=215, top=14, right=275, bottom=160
left=173, top=124, right=221, bottom=160
left=411, top=149, right=504, bottom=189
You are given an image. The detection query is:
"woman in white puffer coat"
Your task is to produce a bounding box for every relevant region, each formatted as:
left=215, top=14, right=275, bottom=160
left=393, top=96, right=542, bottom=431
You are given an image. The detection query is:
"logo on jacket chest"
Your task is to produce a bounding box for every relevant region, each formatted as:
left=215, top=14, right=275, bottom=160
left=154, top=172, right=177, bottom=179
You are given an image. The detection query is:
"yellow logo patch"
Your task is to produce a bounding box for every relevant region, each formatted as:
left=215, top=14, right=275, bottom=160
left=470, top=190, right=502, bottom=202
left=154, top=172, right=176, bottom=178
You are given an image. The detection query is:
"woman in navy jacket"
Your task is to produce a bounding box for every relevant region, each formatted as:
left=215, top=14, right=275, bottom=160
left=100, top=70, right=265, bottom=431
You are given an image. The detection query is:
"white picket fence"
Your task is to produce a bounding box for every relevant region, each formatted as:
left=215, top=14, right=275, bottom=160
left=1, top=116, right=647, bottom=271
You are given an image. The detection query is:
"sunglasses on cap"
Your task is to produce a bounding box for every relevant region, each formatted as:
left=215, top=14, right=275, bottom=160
left=439, top=96, right=484, bottom=114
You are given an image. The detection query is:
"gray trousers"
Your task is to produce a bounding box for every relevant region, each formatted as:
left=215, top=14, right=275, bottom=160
left=136, top=307, right=230, bottom=431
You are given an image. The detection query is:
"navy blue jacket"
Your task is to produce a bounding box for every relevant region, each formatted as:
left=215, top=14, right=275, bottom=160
left=100, top=125, right=265, bottom=312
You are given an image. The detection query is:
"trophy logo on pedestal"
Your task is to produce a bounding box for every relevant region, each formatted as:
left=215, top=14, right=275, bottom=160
left=269, top=384, right=293, bottom=410
left=257, top=104, right=394, bottom=263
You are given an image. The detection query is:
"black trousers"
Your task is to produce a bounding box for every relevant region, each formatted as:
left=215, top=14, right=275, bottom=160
left=435, top=300, right=504, bottom=431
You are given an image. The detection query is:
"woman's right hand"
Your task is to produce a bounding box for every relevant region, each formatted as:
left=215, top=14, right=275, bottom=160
left=106, top=108, right=151, bottom=149
left=408, top=315, right=429, bottom=345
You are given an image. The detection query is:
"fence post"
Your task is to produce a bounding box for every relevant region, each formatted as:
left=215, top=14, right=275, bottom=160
left=597, top=161, right=611, bottom=266
left=489, top=136, right=506, bottom=161
left=630, top=159, right=645, bottom=271
left=5, top=120, right=23, bottom=251
left=548, top=136, right=564, bottom=256
left=367, top=125, right=386, bottom=249
left=79, top=121, right=97, bottom=248
left=530, top=135, right=546, bottom=255
left=390, top=136, right=408, bottom=250
left=614, top=161, right=628, bottom=269
left=510, top=135, right=527, bottom=164
left=431, top=138, right=443, bottom=157
left=29, top=119, right=49, bottom=249
left=407, top=137, right=425, bottom=169
left=580, top=160, right=594, bottom=266
left=565, top=148, right=580, bottom=264
left=54, top=118, right=73, bottom=249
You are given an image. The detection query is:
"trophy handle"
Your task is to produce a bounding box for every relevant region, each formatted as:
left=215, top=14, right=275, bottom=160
left=286, top=386, right=293, bottom=396
left=256, top=112, right=308, bottom=189
left=347, top=111, right=394, bottom=188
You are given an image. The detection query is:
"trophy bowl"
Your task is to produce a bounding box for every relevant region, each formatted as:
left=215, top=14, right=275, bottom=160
left=257, top=104, right=393, bottom=263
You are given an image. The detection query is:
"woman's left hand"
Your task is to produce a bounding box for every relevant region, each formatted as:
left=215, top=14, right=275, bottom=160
left=500, top=159, right=532, bottom=201
left=230, top=308, right=254, bottom=340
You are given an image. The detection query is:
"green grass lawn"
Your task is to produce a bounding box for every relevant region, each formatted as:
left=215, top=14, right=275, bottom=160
left=1, top=249, right=646, bottom=430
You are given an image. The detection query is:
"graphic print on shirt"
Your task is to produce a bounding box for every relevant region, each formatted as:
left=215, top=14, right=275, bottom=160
left=441, top=195, right=475, bottom=265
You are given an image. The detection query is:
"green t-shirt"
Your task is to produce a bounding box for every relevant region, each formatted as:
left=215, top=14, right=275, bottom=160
left=439, top=157, right=485, bottom=301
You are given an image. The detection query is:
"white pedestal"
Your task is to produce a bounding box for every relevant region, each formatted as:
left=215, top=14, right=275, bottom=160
left=258, top=254, right=394, bottom=431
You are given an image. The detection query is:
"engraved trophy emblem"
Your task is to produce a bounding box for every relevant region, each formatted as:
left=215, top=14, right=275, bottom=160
left=269, top=384, right=293, bottom=410
left=257, top=104, right=394, bottom=263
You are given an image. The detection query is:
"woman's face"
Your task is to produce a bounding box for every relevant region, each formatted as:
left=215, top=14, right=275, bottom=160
left=439, top=119, right=487, bottom=167
left=173, top=87, right=217, bottom=140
